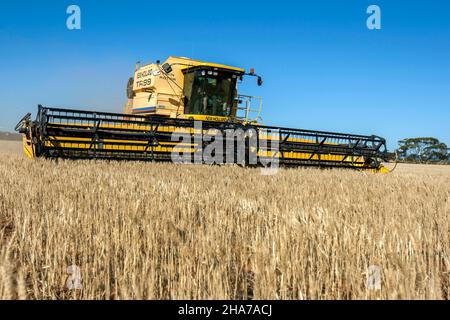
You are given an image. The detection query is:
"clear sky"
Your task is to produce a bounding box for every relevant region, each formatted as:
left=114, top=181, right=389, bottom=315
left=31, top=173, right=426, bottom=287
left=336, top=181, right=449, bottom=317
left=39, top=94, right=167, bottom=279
left=0, top=0, right=449, bottom=150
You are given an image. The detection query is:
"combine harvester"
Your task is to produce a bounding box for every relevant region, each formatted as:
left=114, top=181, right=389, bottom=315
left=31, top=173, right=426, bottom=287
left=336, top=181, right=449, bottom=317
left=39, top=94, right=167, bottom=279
left=15, top=56, right=389, bottom=172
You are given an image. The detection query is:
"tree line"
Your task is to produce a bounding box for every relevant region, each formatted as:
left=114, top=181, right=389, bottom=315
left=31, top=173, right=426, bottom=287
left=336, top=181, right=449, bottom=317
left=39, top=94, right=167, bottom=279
left=385, top=137, right=449, bottom=164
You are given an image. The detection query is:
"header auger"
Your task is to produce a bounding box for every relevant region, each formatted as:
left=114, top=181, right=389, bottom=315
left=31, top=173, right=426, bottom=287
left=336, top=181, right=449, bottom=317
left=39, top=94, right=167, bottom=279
left=16, top=56, right=389, bottom=172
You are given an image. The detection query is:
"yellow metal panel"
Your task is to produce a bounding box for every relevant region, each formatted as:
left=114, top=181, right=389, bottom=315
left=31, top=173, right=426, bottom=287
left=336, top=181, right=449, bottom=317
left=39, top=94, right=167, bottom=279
left=168, top=56, right=245, bottom=73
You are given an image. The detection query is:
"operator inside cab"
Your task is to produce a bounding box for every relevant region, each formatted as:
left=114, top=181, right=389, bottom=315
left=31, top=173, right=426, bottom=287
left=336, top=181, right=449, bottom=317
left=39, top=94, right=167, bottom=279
left=183, top=67, right=240, bottom=117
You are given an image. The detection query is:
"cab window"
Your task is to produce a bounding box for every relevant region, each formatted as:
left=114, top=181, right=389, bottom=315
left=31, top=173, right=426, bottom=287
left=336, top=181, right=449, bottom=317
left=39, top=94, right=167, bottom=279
left=184, top=69, right=237, bottom=117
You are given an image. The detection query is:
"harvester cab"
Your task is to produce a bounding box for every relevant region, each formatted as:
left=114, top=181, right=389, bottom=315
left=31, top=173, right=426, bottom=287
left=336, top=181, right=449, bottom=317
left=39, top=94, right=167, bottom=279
left=15, top=56, right=389, bottom=172
left=125, top=56, right=263, bottom=123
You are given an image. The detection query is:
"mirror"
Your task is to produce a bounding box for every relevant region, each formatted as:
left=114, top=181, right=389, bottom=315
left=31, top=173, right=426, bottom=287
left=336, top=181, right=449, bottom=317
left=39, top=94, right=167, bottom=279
left=162, top=63, right=172, bottom=74
left=257, top=76, right=263, bottom=86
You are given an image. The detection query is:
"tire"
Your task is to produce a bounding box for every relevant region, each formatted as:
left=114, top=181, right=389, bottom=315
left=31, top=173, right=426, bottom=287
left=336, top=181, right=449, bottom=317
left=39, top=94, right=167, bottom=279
left=126, top=77, right=135, bottom=99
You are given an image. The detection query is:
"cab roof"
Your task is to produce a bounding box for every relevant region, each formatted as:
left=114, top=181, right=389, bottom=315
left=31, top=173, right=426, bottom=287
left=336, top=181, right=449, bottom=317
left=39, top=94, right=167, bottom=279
left=167, top=56, right=245, bottom=74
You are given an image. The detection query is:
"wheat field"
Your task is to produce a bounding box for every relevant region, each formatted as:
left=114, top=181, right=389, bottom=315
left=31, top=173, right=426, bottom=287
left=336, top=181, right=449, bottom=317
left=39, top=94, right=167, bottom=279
left=0, top=140, right=448, bottom=299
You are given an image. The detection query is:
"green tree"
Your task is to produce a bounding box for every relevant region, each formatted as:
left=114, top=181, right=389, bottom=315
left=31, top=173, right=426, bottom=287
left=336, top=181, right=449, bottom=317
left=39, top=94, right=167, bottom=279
left=397, top=137, right=449, bottom=163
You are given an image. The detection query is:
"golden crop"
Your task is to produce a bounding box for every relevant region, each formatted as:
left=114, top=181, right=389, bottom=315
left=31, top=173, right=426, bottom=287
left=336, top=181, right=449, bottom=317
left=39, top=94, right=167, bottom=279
left=0, top=141, right=448, bottom=299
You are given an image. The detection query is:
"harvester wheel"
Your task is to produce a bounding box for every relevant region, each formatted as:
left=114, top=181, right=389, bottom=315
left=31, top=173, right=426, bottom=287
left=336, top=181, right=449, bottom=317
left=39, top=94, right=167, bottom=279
left=126, top=77, right=135, bottom=99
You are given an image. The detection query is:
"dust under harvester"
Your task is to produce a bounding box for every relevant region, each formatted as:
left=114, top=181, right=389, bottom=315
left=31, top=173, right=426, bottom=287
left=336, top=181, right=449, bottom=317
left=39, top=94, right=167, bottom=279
left=15, top=56, right=389, bottom=172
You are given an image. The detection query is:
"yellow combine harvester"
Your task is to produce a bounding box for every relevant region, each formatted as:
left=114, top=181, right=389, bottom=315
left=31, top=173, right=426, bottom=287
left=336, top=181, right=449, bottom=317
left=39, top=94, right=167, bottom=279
left=15, top=56, right=389, bottom=171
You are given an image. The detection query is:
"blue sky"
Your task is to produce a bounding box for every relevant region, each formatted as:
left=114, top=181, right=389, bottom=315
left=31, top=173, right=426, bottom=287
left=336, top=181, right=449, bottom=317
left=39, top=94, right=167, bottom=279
left=0, top=0, right=449, bottom=150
